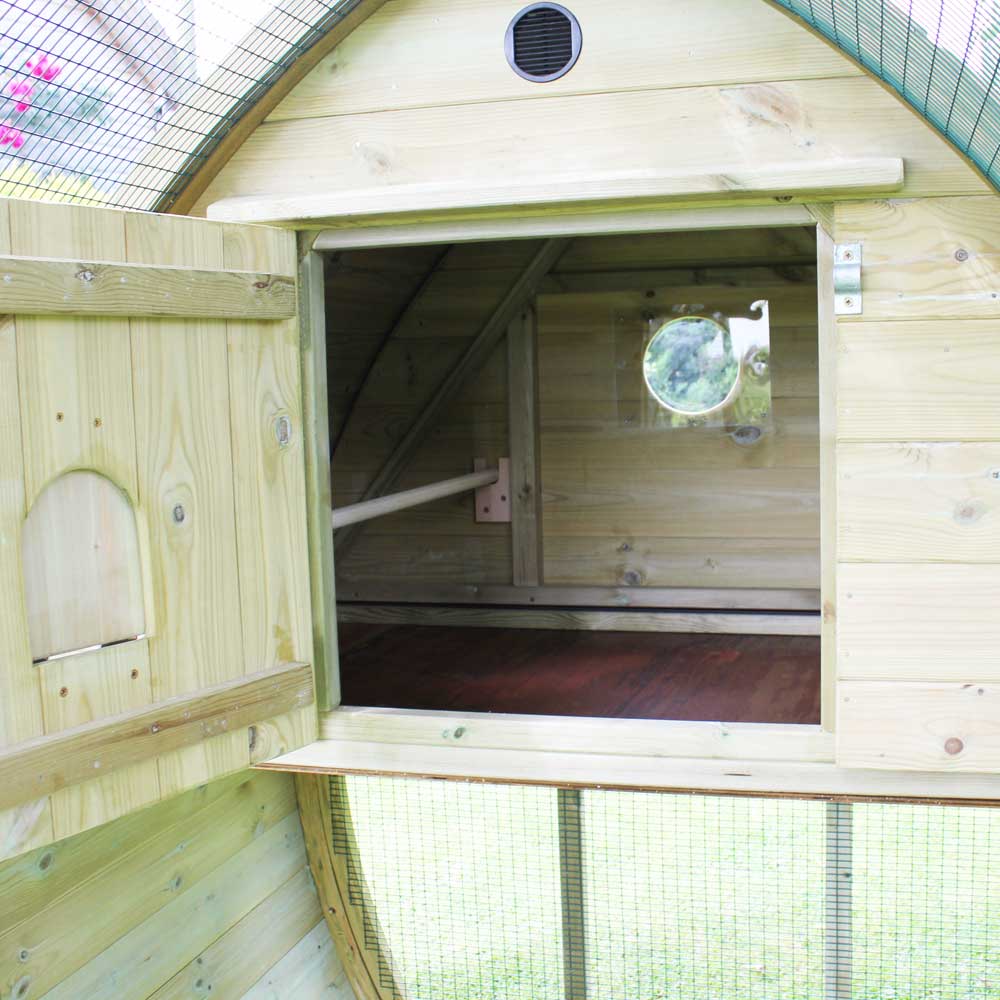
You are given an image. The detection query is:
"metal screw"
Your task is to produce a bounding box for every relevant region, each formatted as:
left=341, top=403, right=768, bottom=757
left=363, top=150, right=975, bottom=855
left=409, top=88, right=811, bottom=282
left=130, top=668, right=139, bottom=679
left=842, top=250, right=854, bottom=261
left=955, top=248, right=970, bottom=262
left=93, top=417, right=102, bottom=428
left=59, top=686, right=68, bottom=697
left=55, top=411, right=64, bottom=422
left=172, top=503, right=185, bottom=524
left=844, top=297, right=854, bottom=308
left=273, top=414, right=292, bottom=447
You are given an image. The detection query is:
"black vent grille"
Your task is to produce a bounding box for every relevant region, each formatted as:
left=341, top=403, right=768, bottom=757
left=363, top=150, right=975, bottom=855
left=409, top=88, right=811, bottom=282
left=506, top=4, right=581, bottom=82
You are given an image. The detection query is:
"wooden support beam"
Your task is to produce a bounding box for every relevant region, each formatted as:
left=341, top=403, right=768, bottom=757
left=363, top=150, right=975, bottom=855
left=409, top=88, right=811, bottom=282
left=336, top=603, right=820, bottom=636
left=207, top=158, right=905, bottom=226
left=311, top=203, right=814, bottom=251
left=332, top=468, right=498, bottom=529
left=558, top=787, right=587, bottom=1000
left=507, top=307, right=543, bottom=586
left=0, top=256, right=295, bottom=319
left=0, top=661, right=313, bottom=811
left=299, top=251, right=340, bottom=711
left=335, top=237, right=569, bottom=554
left=817, top=223, right=838, bottom=732
left=335, top=581, right=821, bottom=612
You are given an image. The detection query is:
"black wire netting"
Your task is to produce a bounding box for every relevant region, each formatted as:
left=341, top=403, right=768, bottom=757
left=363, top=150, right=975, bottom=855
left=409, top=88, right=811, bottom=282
left=332, top=775, right=1000, bottom=1000
left=0, top=0, right=360, bottom=210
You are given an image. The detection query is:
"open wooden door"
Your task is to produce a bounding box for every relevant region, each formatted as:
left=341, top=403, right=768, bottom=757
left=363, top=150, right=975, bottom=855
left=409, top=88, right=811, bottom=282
left=0, top=198, right=317, bottom=861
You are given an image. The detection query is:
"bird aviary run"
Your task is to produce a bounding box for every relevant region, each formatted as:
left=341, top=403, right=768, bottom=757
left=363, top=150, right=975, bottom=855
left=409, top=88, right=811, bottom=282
left=0, top=0, right=998, bottom=211
left=330, top=775, right=1000, bottom=1000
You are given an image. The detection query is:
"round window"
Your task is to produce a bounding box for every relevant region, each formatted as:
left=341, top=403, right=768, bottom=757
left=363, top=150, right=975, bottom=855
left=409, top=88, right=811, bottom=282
left=642, top=315, right=740, bottom=415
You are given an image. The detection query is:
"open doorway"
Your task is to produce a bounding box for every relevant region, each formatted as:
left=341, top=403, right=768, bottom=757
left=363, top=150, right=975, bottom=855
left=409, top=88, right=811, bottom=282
left=324, top=225, right=821, bottom=724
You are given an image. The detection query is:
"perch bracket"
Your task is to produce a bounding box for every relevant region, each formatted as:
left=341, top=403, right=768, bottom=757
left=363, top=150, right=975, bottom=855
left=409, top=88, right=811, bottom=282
left=833, top=242, right=862, bottom=315
left=474, top=457, right=511, bottom=523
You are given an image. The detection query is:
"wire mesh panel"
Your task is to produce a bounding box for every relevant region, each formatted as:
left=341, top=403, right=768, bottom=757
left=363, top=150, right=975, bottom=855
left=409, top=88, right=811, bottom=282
left=335, top=776, right=1000, bottom=1000
left=0, top=0, right=361, bottom=210
left=851, top=801, right=1000, bottom=999
left=580, top=790, right=827, bottom=999
left=772, top=0, right=1000, bottom=189
left=337, top=775, right=565, bottom=1000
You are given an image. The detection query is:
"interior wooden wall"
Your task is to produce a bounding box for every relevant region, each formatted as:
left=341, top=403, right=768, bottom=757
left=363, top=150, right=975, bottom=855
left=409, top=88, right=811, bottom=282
left=189, top=0, right=990, bottom=219
left=331, top=227, right=819, bottom=598
left=0, top=200, right=315, bottom=863
left=0, top=770, right=354, bottom=999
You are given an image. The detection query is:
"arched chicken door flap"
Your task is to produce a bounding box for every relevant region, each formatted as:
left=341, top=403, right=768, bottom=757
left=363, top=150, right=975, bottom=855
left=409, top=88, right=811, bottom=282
left=22, top=470, right=146, bottom=662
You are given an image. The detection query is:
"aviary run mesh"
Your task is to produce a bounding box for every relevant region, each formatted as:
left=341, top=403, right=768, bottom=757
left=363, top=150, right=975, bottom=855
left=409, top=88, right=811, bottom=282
left=332, top=774, right=1000, bottom=1000
left=0, top=1, right=999, bottom=210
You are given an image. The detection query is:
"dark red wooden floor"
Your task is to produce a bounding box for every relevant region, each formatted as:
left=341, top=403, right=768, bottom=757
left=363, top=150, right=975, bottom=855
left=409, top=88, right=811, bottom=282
left=338, top=623, right=820, bottom=724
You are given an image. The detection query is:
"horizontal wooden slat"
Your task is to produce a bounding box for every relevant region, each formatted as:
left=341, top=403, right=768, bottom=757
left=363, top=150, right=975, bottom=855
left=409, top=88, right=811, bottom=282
left=0, top=661, right=313, bottom=810
left=312, top=204, right=816, bottom=250
left=542, top=466, right=820, bottom=538
left=837, top=195, right=1000, bottom=321
left=269, top=0, right=861, bottom=122
left=838, top=680, right=1000, bottom=772
left=257, top=737, right=1000, bottom=800
left=837, top=319, right=1000, bottom=441
left=837, top=563, right=1000, bottom=680
left=321, top=706, right=832, bottom=761
left=208, top=159, right=904, bottom=225
left=334, top=580, right=820, bottom=610
left=839, top=442, right=1000, bottom=562
left=0, top=256, right=295, bottom=319
left=542, top=535, right=820, bottom=590
left=337, top=602, right=819, bottom=635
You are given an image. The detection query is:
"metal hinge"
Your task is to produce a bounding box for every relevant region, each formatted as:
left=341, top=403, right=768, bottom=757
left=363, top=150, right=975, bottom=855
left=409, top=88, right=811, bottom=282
left=833, top=243, right=862, bottom=315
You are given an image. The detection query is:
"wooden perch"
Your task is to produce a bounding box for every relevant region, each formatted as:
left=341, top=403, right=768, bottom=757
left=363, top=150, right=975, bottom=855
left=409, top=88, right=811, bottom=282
left=332, top=468, right=498, bottom=529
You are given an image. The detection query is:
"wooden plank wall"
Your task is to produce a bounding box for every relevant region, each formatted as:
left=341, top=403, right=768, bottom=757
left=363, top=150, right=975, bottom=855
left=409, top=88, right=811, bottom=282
left=833, top=196, right=1000, bottom=771
left=331, top=241, right=535, bottom=589
left=332, top=228, right=820, bottom=598
left=189, top=0, right=990, bottom=219
left=0, top=199, right=316, bottom=863
left=538, top=228, right=819, bottom=591
left=0, top=770, right=354, bottom=999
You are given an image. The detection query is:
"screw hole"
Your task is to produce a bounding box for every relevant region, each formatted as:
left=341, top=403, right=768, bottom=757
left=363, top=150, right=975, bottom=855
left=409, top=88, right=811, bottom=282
left=59, top=686, right=68, bottom=697
left=130, top=668, right=139, bottom=679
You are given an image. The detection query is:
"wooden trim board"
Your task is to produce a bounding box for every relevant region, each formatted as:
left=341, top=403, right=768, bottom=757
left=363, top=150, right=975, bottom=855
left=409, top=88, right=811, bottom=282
left=337, top=603, right=821, bottom=636
left=311, top=203, right=816, bottom=250
left=322, top=706, right=833, bottom=762
left=258, top=737, right=1000, bottom=802
left=334, top=582, right=821, bottom=612
left=0, top=660, right=313, bottom=810
left=0, top=256, right=295, bottom=319
left=209, top=158, right=904, bottom=226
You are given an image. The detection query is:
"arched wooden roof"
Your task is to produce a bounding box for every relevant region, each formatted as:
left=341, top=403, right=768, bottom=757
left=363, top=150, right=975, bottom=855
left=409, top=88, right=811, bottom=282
left=0, top=0, right=996, bottom=212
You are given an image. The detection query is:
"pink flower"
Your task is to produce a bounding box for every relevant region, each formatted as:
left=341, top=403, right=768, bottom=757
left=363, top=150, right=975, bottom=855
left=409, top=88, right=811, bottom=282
left=25, top=54, right=61, bottom=81
left=0, top=125, right=25, bottom=149
left=8, top=80, right=32, bottom=113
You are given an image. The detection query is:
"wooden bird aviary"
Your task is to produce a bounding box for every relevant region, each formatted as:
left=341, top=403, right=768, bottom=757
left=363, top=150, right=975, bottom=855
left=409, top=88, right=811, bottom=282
left=5, top=0, right=1000, bottom=996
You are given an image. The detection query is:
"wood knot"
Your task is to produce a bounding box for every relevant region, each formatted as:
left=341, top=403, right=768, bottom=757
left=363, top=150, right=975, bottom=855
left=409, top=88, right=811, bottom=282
left=954, top=499, right=985, bottom=525
left=944, top=737, right=964, bottom=756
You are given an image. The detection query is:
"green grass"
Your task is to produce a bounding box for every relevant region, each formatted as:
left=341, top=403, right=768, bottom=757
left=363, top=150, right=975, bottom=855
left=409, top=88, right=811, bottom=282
left=343, top=777, right=1000, bottom=1000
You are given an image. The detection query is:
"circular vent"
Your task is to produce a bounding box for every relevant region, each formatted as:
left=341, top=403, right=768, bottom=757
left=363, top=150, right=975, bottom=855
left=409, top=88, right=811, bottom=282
left=505, top=3, right=582, bottom=83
